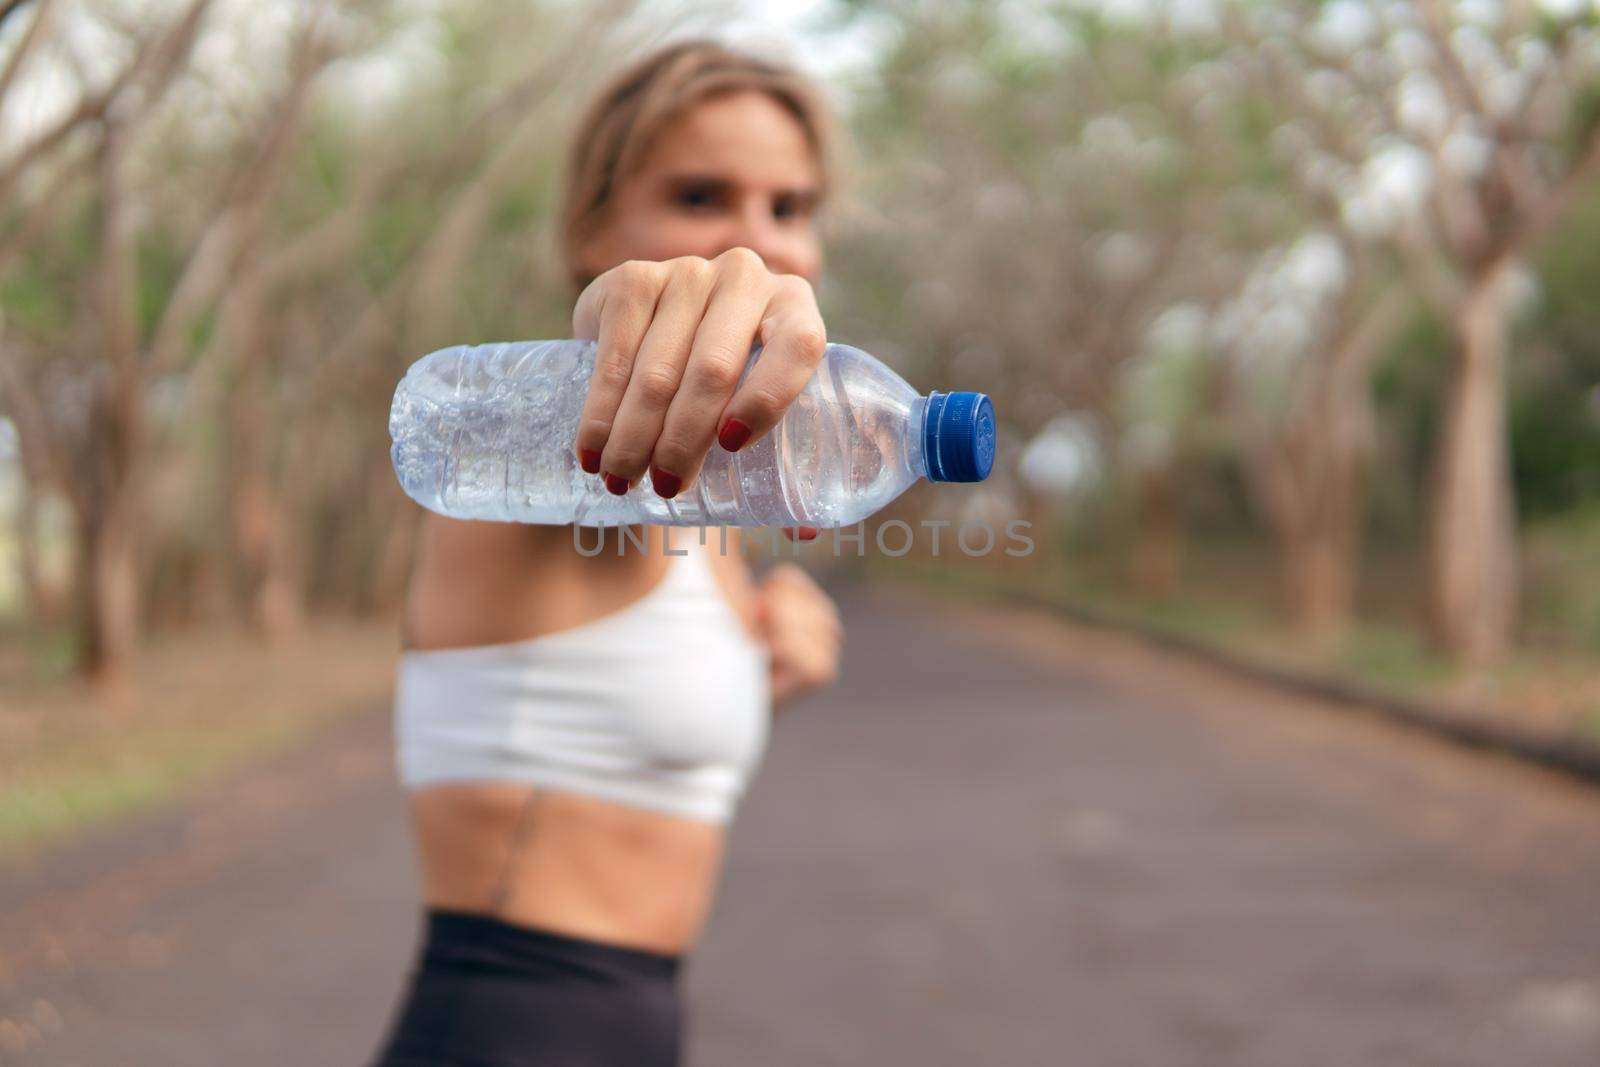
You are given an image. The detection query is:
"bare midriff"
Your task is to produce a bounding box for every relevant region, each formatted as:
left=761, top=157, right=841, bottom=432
left=400, top=519, right=759, bottom=956
left=405, top=783, right=726, bottom=954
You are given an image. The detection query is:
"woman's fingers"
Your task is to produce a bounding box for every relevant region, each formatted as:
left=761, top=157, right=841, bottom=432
left=573, top=261, right=666, bottom=477
left=650, top=251, right=770, bottom=496
left=760, top=563, right=843, bottom=706
left=572, top=253, right=828, bottom=498
left=600, top=260, right=716, bottom=491
left=716, top=274, right=827, bottom=455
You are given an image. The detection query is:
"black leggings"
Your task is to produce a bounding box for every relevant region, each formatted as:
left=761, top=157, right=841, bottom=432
left=368, top=909, right=684, bottom=1067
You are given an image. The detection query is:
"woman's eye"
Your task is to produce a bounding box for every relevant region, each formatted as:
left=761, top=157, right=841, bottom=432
left=773, top=194, right=812, bottom=222
left=678, top=188, right=721, bottom=212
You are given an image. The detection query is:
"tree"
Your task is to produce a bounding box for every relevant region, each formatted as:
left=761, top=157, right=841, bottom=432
left=829, top=2, right=1249, bottom=595
left=0, top=0, right=218, bottom=688
left=0, top=0, right=653, bottom=686
left=1224, top=0, right=1600, bottom=662
left=1216, top=231, right=1408, bottom=634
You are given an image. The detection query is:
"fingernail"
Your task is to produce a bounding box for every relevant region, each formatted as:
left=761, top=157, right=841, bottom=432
left=795, top=526, right=819, bottom=541
left=579, top=448, right=602, bottom=475
left=718, top=418, right=752, bottom=452
left=651, top=467, right=682, bottom=499
left=603, top=471, right=631, bottom=496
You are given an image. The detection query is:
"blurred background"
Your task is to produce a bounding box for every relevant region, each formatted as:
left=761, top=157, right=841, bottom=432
left=4, top=1, right=1600, bottom=1064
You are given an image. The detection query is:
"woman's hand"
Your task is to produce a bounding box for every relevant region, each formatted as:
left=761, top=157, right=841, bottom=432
left=571, top=248, right=827, bottom=500
left=753, top=563, right=842, bottom=707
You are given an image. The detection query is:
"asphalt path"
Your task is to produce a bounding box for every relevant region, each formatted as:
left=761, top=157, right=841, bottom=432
left=3, top=583, right=1599, bottom=1066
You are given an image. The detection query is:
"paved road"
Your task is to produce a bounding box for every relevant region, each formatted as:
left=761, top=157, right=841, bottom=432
left=3, top=583, right=1600, bottom=1066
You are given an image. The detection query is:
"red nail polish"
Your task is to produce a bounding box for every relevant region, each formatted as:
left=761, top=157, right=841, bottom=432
left=603, top=471, right=630, bottom=496
left=651, top=467, right=682, bottom=499
left=718, top=418, right=752, bottom=452
left=579, top=448, right=602, bottom=475
left=795, top=526, right=819, bottom=541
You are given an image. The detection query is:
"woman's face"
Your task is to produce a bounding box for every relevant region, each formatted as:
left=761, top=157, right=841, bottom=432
left=578, top=89, right=825, bottom=283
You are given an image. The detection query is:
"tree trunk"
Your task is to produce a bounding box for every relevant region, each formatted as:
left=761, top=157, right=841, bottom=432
left=75, top=484, right=140, bottom=693
left=1427, top=258, right=1519, bottom=664
left=232, top=470, right=303, bottom=639
left=77, top=115, right=146, bottom=692
left=1274, top=352, right=1372, bottom=639
left=74, top=376, right=145, bottom=691
left=218, top=259, right=305, bottom=639
left=1244, top=285, right=1404, bottom=641
left=228, top=384, right=304, bottom=640
left=1277, top=472, right=1359, bottom=637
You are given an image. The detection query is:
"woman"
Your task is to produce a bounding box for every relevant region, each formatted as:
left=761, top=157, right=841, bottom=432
left=369, top=40, right=846, bottom=1067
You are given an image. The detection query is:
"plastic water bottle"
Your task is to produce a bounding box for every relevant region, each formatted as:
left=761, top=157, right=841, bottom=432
left=389, top=340, right=995, bottom=527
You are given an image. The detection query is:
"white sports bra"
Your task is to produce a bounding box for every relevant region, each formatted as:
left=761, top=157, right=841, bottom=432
left=393, top=536, right=772, bottom=824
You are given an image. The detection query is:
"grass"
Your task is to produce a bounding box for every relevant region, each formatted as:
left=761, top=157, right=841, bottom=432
left=1333, top=623, right=1456, bottom=693
left=1582, top=711, right=1600, bottom=746
left=0, top=616, right=400, bottom=860
left=872, top=551, right=1600, bottom=746
left=3, top=705, right=327, bottom=855
left=1524, top=505, right=1600, bottom=651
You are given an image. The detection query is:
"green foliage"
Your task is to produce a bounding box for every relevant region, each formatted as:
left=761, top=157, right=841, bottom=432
left=277, top=117, right=356, bottom=233
left=0, top=197, right=96, bottom=339
left=1516, top=186, right=1600, bottom=518
left=1524, top=505, right=1600, bottom=651
left=1510, top=383, right=1600, bottom=517
left=491, top=179, right=550, bottom=234
left=1369, top=310, right=1449, bottom=536
left=1565, top=80, right=1600, bottom=156
left=360, top=189, right=436, bottom=290
left=136, top=228, right=186, bottom=337
left=0, top=259, right=70, bottom=339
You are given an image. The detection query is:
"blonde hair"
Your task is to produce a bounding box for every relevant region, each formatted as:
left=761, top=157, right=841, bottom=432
left=559, top=40, right=840, bottom=293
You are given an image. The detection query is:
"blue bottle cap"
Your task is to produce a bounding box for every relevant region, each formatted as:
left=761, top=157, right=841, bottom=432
left=923, top=391, right=996, bottom=483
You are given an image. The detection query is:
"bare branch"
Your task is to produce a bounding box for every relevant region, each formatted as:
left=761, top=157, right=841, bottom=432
left=95, top=126, right=139, bottom=386
left=1394, top=209, right=1465, bottom=313
left=0, top=0, right=212, bottom=206
left=1416, top=0, right=1495, bottom=127
left=0, top=0, right=54, bottom=108
left=147, top=9, right=339, bottom=374
left=0, top=83, right=122, bottom=205
left=0, top=0, right=34, bottom=34
left=316, top=0, right=633, bottom=374
left=1516, top=123, right=1600, bottom=255
left=1334, top=273, right=1411, bottom=382
left=0, top=137, right=92, bottom=276
left=1418, top=0, right=1553, bottom=230
left=257, top=154, right=389, bottom=287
